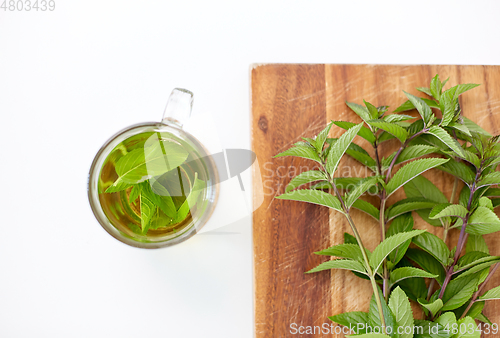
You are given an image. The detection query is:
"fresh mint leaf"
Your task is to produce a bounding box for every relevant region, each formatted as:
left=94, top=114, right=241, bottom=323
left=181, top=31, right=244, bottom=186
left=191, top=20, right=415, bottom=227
left=442, top=275, right=479, bottom=311
left=439, top=93, right=456, bottom=127
left=444, top=83, right=480, bottom=101
left=415, top=134, right=451, bottom=152
left=345, top=176, right=381, bottom=208
left=404, top=91, right=434, bottom=126
left=378, top=131, right=396, bottom=143
left=370, top=230, right=426, bottom=273
left=457, top=149, right=480, bottom=167
left=384, top=114, right=415, bottom=123
left=369, top=288, right=397, bottom=338
left=395, top=145, right=438, bottom=166
left=397, top=275, right=428, bottom=302
left=352, top=199, right=380, bottom=220
left=413, top=320, right=452, bottom=338
left=294, top=141, right=312, bottom=148
left=455, top=259, right=500, bottom=280
left=333, top=121, right=376, bottom=144
left=328, top=312, right=369, bottom=334
left=447, top=122, right=472, bottom=137
left=466, top=235, right=489, bottom=254
left=457, top=251, right=494, bottom=271
left=394, top=97, right=439, bottom=113
left=435, top=312, right=457, bottom=329
left=420, top=210, right=446, bottom=227
left=285, top=170, right=326, bottom=192
left=484, top=188, right=500, bottom=198
left=477, top=172, right=500, bottom=188
left=386, top=198, right=437, bottom=221
left=430, top=75, right=442, bottom=100
left=274, top=144, right=321, bottom=164
left=276, top=189, right=343, bottom=213
left=479, top=284, right=500, bottom=301
left=406, top=248, right=446, bottom=285
left=367, top=120, right=408, bottom=143
left=346, top=101, right=373, bottom=124
left=306, top=259, right=367, bottom=275
left=429, top=204, right=468, bottom=220
left=427, top=203, right=452, bottom=224
left=387, top=213, right=414, bottom=265
left=426, top=126, right=464, bottom=157
left=326, top=123, right=364, bottom=176
left=388, top=287, right=414, bottom=338
left=412, top=232, right=450, bottom=267
left=378, top=105, right=390, bottom=114
left=346, top=143, right=378, bottom=170
left=332, top=177, right=365, bottom=190
left=344, top=232, right=357, bottom=245
left=467, top=206, right=500, bottom=235
left=453, top=316, right=481, bottom=338
left=390, top=267, right=438, bottom=285
left=483, top=156, right=500, bottom=170
left=437, top=161, right=475, bottom=186
left=315, top=122, right=333, bottom=152
left=386, top=158, right=449, bottom=197
left=301, top=137, right=316, bottom=146
left=475, top=313, right=492, bottom=324
left=315, top=243, right=367, bottom=262
left=386, top=213, right=413, bottom=237
left=463, top=117, right=491, bottom=137
left=479, top=196, right=494, bottom=210
left=364, top=100, right=380, bottom=119
left=417, top=87, right=434, bottom=97
left=439, top=91, right=460, bottom=127
left=404, top=175, right=449, bottom=204
left=418, top=298, right=443, bottom=317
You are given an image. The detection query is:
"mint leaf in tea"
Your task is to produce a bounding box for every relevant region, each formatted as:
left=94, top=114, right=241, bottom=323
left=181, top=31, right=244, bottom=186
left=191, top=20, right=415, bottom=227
left=98, top=132, right=209, bottom=237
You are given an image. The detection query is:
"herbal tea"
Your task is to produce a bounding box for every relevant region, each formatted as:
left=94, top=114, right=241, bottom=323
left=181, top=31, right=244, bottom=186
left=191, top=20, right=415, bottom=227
left=98, top=131, right=210, bottom=239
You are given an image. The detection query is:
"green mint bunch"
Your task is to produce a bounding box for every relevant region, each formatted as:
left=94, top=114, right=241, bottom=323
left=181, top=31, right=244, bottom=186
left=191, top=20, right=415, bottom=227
left=274, top=75, right=499, bottom=337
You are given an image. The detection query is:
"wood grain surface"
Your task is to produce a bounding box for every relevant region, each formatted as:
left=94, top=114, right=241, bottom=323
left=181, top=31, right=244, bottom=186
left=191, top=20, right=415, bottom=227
left=252, top=64, right=500, bottom=337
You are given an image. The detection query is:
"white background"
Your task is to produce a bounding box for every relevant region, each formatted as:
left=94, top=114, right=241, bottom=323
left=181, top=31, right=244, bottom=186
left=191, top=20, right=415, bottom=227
left=1, top=1, right=500, bottom=337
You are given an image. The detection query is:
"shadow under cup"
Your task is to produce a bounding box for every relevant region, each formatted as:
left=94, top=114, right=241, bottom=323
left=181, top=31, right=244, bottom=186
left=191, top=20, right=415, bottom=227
left=88, top=122, right=219, bottom=248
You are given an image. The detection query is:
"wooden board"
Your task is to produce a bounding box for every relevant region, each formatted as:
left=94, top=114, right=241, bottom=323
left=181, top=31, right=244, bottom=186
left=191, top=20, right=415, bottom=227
left=252, top=64, right=500, bottom=337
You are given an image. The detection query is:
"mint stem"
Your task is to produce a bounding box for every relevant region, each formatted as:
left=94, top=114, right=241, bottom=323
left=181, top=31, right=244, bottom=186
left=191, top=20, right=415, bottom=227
left=377, top=128, right=426, bottom=301
left=450, top=177, right=459, bottom=205
left=324, top=167, right=388, bottom=334
left=438, top=163, right=482, bottom=304
left=460, top=262, right=500, bottom=319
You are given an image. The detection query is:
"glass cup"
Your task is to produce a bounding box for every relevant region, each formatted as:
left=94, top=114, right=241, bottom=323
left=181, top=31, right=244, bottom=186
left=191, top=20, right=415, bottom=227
left=88, top=89, right=219, bottom=248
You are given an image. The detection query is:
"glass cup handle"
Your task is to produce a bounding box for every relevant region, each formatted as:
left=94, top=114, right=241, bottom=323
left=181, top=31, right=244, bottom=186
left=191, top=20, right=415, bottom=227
left=162, top=88, right=194, bottom=128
